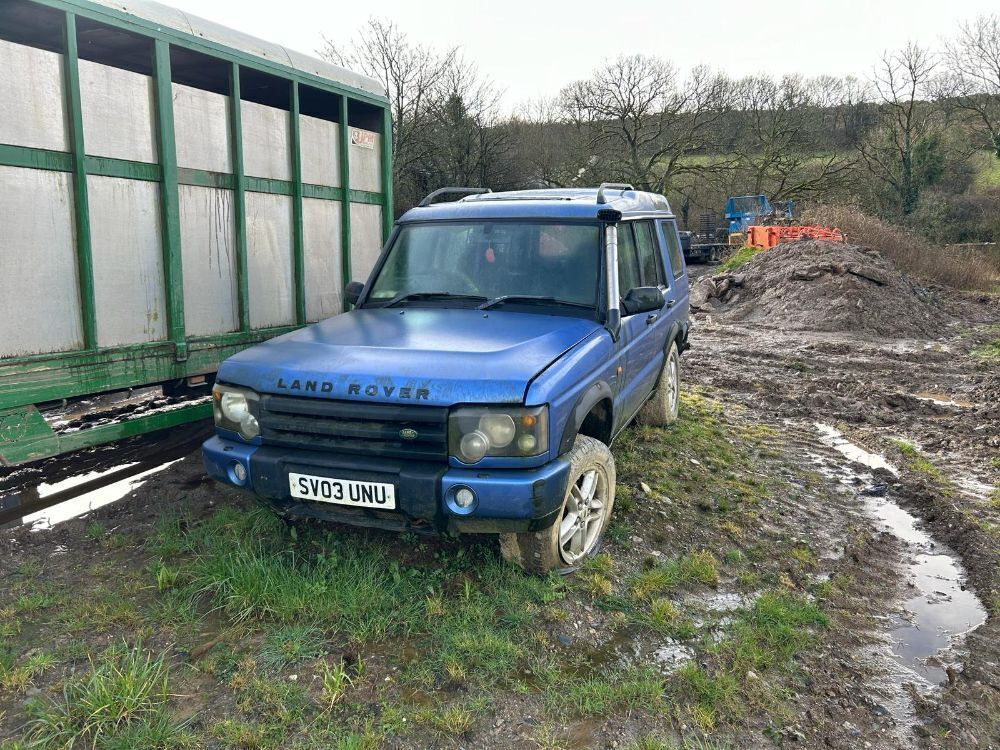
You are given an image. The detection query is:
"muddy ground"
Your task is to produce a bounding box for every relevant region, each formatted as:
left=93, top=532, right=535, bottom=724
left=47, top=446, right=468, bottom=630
left=1, top=243, right=998, bottom=749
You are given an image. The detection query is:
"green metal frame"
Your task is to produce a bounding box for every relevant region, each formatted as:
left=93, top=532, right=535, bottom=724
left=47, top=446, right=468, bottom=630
left=0, top=0, right=391, bottom=465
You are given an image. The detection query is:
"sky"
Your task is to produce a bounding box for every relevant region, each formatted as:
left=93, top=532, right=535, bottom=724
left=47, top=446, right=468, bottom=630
left=168, top=0, right=997, bottom=107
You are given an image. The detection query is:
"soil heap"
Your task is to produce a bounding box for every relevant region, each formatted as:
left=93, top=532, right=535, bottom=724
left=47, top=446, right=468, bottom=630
left=689, top=240, right=946, bottom=338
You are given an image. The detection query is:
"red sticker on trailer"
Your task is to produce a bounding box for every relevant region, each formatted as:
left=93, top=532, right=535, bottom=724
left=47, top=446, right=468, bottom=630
left=350, top=128, right=376, bottom=150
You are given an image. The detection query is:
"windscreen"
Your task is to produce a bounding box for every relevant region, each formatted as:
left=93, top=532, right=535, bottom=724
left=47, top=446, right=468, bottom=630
left=367, top=222, right=601, bottom=307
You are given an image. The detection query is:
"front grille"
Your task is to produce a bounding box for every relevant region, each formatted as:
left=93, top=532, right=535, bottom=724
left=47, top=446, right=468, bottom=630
left=258, top=395, right=448, bottom=461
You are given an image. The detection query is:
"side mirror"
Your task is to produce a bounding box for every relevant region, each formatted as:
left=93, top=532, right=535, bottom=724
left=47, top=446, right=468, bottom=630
left=621, top=286, right=663, bottom=317
left=345, top=280, right=365, bottom=307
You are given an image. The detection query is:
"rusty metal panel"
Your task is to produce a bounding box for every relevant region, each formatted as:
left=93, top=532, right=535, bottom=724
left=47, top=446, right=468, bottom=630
left=178, top=185, right=239, bottom=336
left=300, top=115, right=340, bottom=187
left=173, top=82, right=232, bottom=173
left=242, top=100, right=290, bottom=181
left=246, top=192, right=295, bottom=328
left=79, top=59, right=157, bottom=163
left=348, top=128, right=381, bottom=193
left=0, top=40, right=68, bottom=152
left=349, top=202, right=384, bottom=282
left=0, top=167, right=83, bottom=357
left=87, top=177, right=167, bottom=347
left=302, top=198, right=343, bottom=321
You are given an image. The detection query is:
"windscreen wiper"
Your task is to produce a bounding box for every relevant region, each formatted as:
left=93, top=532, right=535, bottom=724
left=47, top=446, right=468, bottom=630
left=478, top=295, right=593, bottom=311
left=381, top=291, right=487, bottom=308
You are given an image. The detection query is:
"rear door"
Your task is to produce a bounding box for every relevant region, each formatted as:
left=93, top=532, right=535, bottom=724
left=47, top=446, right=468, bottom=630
left=616, top=221, right=669, bottom=423
left=657, top=219, right=689, bottom=323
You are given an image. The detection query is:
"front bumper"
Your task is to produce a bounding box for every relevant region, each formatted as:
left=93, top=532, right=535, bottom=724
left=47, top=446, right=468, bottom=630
left=202, top=435, right=571, bottom=534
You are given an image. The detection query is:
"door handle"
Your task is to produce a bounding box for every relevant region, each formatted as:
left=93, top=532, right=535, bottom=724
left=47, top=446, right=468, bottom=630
left=646, top=313, right=658, bottom=325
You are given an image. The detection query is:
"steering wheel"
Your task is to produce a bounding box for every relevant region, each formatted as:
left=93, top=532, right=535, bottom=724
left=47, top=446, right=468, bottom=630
left=408, top=270, right=480, bottom=295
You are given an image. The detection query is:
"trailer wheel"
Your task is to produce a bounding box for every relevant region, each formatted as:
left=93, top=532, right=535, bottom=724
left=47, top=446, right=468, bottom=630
left=638, top=341, right=680, bottom=426
left=499, top=435, right=616, bottom=575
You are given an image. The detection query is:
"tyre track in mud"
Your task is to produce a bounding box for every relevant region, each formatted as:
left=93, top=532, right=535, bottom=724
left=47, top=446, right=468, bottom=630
left=684, top=306, right=1000, bottom=748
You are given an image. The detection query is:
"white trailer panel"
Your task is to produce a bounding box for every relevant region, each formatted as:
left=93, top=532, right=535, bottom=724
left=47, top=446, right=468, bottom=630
left=173, top=82, right=232, bottom=173
left=179, top=185, right=239, bottom=336
left=0, top=167, right=83, bottom=358
left=79, top=59, right=158, bottom=163
left=300, top=115, right=340, bottom=187
left=88, top=176, right=167, bottom=347
left=0, top=40, right=68, bottom=152
left=348, top=128, right=381, bottom=193
left=302, top=198, right=343, bottom=321
left=349, top=202, right=384, bottom=282
left=242, top=100, right=290, bottom=181
left=246, top=191, right=295, bottom=328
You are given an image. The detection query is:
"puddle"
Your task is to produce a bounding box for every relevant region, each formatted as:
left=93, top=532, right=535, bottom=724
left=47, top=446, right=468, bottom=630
left=814, top=423, right=898, bottom=475
left=809, top=425, right=987, bottom=738
left=22, top=460, right=181, bottom=529
left=910, top=391, right=974, bottom=408
left=573, top=626, right=694, bottom=677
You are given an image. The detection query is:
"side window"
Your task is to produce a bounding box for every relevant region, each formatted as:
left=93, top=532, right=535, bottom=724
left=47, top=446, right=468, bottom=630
left=635, top=221, right=666, bottom=287
left=660, top=220, right=685, bottom=280
left=616, top=223, right=641, bottom=295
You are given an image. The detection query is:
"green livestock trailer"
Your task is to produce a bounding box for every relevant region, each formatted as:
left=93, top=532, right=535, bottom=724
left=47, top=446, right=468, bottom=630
left=0, top=0, right=392, bottom=465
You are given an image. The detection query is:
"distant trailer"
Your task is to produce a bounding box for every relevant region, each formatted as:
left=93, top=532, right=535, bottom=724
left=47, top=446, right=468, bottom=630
left=0, top=0, right=392, bottom=465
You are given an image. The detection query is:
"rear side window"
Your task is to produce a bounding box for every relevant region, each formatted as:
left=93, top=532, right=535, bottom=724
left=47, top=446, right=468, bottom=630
left=659, top=220, right=685, bottom=279
left=616, top=223, right=641, bottom=294
left=635, top=221, right=666, bottom=286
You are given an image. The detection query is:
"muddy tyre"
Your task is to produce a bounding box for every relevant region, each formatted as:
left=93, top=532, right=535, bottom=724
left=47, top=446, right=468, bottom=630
left=639, top=341, right=681, bottom=426
left=499, top=435, right=616, bottom=575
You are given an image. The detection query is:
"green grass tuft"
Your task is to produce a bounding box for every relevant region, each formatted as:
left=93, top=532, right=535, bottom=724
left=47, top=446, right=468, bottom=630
left=719, top=246, right=761, bottom=272
left=23, top=642, right=183, bottom=749
left=259, top=624, right=326, bottom=670
left=630, top=550, right=720, bottom=601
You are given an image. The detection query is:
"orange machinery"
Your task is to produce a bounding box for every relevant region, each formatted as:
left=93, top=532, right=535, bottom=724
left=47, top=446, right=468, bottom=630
left=745, top=225, right=846, bottom=250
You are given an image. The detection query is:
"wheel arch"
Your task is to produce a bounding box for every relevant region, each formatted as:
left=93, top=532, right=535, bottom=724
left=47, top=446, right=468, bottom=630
left=558, top=381, right=614, bottom=455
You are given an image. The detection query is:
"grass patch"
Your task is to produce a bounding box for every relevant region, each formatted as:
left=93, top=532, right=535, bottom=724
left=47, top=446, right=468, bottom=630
left=719, top=246, right=761, bottom=272
left=890, top=439, right=945, bottom=482
left=0, top=650, right=56, bottom=692
left=23, top=642, right=185, bottom=749
left=259, top=624, right=326, bottom=670
left=672, top=591, right=826, bottom=729
left=545, top=665, right=665, bottom=717
left=630, top=551, right=720, bottom=601
left=971, top=337, right=1000, bottom=364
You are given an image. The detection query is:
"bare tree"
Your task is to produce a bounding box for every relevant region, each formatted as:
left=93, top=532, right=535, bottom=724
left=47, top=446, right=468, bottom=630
left=425, top=58, right=514, bottom=189
left=944, top=14, right=1000, bottom=157
left=857, top=43, right=942, bottom=215
left=560, top=55, right=729, bottom=193
left=729, top=74, right=854, bottom=200
left=320, top=19, right=456, bottom=211
left=506, top=98, right=592, bottom=187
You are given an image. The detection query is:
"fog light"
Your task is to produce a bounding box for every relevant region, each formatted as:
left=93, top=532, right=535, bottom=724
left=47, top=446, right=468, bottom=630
left=455, top=487, right=475, bottom=508
left=231, top=462, right=247, bottom=485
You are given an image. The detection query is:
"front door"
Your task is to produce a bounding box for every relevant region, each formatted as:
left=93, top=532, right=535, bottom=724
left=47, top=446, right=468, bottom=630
left=615, top=221, right=669, bottom=423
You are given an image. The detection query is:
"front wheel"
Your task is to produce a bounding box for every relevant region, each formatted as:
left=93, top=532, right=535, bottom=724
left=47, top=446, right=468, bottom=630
left=499, top=435, right=616, bottom=575
left=639, top=341, right=681, bottom=426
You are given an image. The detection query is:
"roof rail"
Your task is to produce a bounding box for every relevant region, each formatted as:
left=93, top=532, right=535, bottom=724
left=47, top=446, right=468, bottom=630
left=596, top=183, right=634, bottom=205
left=418, top=187, right=491, bottom=207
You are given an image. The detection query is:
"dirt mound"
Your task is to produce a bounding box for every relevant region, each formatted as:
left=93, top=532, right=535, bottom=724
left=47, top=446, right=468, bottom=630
left=690, top=240, right=947, bottom=338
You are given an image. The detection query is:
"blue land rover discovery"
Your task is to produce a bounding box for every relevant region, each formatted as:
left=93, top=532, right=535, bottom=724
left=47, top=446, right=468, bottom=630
left=203, top=185, right=689, bottom=573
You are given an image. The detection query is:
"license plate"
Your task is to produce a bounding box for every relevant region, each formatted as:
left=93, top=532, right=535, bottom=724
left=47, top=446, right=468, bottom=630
left=288, top=472, right=396, bottom=510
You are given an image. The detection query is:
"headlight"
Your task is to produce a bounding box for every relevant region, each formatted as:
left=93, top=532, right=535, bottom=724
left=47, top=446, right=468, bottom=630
left=449, top=406, right=548, bottom=463
left=212, top=384, right=260, bottom=440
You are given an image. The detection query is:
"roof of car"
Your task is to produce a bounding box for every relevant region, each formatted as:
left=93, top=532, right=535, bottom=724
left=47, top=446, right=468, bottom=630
left=398, top=188, right=674, bottom=223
